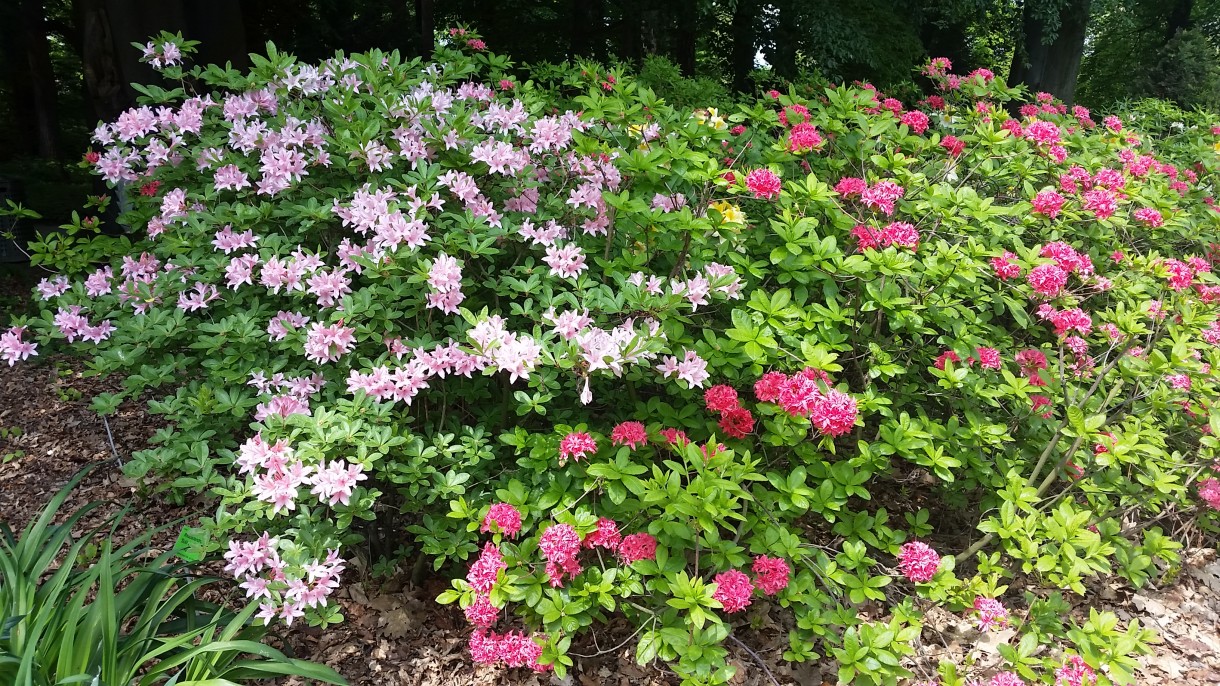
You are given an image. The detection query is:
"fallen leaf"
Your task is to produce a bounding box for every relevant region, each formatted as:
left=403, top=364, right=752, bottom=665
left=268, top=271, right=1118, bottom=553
left=379, top=608, right=414, bottom=638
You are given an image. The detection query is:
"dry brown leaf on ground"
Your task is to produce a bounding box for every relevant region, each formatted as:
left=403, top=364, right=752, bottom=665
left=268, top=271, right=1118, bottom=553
left=381, top=607, right=416, bottom=639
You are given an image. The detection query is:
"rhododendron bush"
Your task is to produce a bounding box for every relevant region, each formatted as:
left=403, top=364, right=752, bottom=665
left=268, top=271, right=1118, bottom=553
left=9, top=29, right=1220, bottom=685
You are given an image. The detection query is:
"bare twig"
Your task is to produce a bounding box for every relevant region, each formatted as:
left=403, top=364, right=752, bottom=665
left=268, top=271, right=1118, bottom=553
left=570, top=617, right=652, bottom=658
left=728, top=633, right=782, bottom=686
left=102, top=414, right=122, bottom=467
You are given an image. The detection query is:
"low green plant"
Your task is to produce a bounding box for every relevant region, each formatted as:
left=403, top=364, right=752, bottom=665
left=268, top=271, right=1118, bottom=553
left=0, top=467, right=347, bottom=686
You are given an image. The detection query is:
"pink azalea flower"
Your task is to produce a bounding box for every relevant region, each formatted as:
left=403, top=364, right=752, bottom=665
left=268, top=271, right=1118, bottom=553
left=745, top=168, right=782, bottom=199
left=898, top=541, right=940, bottom=582
left=482, top=503, right=523, bottom=537
left=559, top=431, right=597, bottom=463
left=973, top=596, right=1009, bottom=631
left=618, top=532, right=658, bottom=562
left=712, top=569, right=753, bottom=613
left=751, top=555, right=790, bottom=595
left=610, top=421, right=648, bottom=449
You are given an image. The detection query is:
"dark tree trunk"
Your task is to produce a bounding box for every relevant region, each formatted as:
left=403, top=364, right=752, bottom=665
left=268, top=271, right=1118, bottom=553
left=616, top=0, right=642, bottom=67
left=98, top=0, right=247, bottom=108
left=920, top=16, right=974, bottom=76
left=673, top=0, right=697, bottom=77
left=569, top=0, right=607, bottom=60
left=729, top=0, right=757, bottom=93
left=76, top=0, right=127, bottom=128
left=182, top=1, right=248, bottom=69
left=6, top=0, right=62, bottom=159
left=766, top=0, right=798, bottom=81
left=1009, top=0, right=1091, bottom=105
left=569, top=0, right=591, bottom=59
left=240, top=0, right=267, bottom=52
left=1165, top=0, right=1193, bottom=41
left=415, top=0, right=434, bottom=59
left=0, top=6, right=33, bottom=157
left=640, top=8, right=660, bottom=57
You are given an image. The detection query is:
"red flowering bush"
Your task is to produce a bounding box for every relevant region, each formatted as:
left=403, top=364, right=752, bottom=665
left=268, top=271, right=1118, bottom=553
left=7, top=31, right=1220, bottom=685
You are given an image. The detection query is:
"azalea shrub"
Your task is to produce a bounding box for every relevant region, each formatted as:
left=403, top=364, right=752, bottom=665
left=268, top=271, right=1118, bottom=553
left=6, top=27, right=1220, bottom=686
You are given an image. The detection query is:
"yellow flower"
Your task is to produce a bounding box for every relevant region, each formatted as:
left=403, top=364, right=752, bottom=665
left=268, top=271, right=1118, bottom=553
left=629, top=123, right=654, bottom=151
left=694, top=108, right=728, bottom=131
left=712, top=200, right=744, bottom=224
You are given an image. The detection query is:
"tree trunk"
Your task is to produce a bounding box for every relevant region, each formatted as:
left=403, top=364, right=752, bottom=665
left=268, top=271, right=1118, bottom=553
left=569, top=0, right=590, bottom=60
left=1009, top=0, right=1091, bottom=105
left=1164, top=0, right=1193, bottom=42
left=76, top=0, right=127, bottom=127
left=920, top=15, right=974, bottom=76
left=766, top=0, right=798, bottom=81
left=640, top=8, right=660, bottom=58
left=570, top=0, right=608, bottom=61
left=415, top=0, right=434, bottom=59
left=0, top=5, right=33, bottom=157
left=96, top=0, right=247, bottom=108
left=182, top=1, right=248, bottom=70
left=673, top=0, right=697, bottom=77
left=729, top=0, right=756, bottom=93
left=13, top=0, right=61, bottom=159
left=616, top=0, right=642, bottom=67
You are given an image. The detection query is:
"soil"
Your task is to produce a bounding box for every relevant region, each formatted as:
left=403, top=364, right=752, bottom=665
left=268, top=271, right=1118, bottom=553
left=2, top=268, right=1219, bottom=685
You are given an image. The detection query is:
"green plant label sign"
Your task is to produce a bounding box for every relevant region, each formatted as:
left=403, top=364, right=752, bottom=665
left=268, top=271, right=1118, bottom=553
left=172, top=526, right=210, bottom=563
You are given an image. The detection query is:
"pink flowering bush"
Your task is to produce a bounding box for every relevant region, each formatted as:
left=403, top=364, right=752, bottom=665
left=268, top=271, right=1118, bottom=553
left=7, top=33, right=1218, bottom=685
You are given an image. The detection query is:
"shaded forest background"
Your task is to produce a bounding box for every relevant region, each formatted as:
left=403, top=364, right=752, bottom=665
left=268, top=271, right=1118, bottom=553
left=2, top=0, right=1219, bottom=223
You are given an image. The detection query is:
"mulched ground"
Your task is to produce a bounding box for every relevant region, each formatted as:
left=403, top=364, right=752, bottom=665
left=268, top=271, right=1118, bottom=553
left=2, top=266, right=1219, bottom=686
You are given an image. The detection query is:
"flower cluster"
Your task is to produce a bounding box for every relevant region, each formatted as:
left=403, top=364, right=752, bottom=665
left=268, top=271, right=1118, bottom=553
left=1032, top=190, right=1065, bottom=218
left=751, top=555, right=791, bottom=595
left=223, top=534, right=345, bottom=626
left=237, top=433, right=366, bottom=514
left=539, top=523, right=583, bottom=586
left=467, top=543, right=507, bottom=594
left=583, top=517, right=622, bottom=550
left=0, top=326, right=38, bottom=366
left=610, top=421, right=648, bottom=449
left=710, top=554, right=793, bottom=614
left=711, top=570, right=754, bottom=613
left=702, top=384, right=755, bottom=438
left=934, top=347, right=1002, bottom=372
left=852, top=221, right=921, bottom=251
left=989, top=673, right=1026, bottom=686
left=469, top=629, right=549, bottom=672
left=754, top=368, right=859, bottom=437
left=897, top=541, right=940, bottom=582
left=1199, top=477, right=1220, bottom=509
left=139, top=39, right=185, bottom=69
left=973, top=596, right=1010, bottom=632
left=657, top=349, right=711, bottom=388
left=482, top=502, right=523, bottom=537
left=1053, top=655, right=1097, bottom=686
left=991, top=251, right=1022, bottom=280
left=857, top=179, right=907, bottom=216
left=1036, top=305, right=1092, bottom=337
left=558, top=431, right=598, bottom=463
left=618, top=532, right=659, bottom=563
left=745, top=168, right=782, bottom=199
left=787, top=122, right=824, bottom=153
